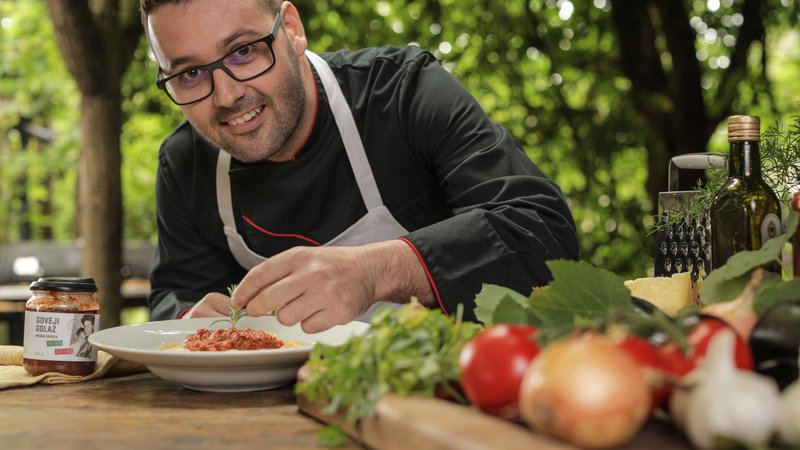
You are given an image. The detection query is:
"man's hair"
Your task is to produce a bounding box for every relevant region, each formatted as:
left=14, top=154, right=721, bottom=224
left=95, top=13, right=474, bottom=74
left=140, top=0, right=280, bottom=29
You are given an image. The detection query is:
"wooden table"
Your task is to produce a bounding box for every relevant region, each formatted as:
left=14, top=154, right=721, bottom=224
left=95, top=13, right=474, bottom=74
left=0, top=372, right=363, bottom=450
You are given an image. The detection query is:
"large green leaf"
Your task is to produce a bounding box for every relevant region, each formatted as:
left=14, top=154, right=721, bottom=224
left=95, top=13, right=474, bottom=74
left=755, top=279, right=800, bottom=315
left=473, top=283, right=531, bottom=326
left=527, top=260, right=632, bottom=329
left=720, top=211, right=799, bottom=280
left=700, top=211, right=798, bottom=304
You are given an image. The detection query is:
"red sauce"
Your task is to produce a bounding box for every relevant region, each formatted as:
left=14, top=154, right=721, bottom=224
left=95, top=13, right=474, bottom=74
left=183, top=328, right=285, bottom=351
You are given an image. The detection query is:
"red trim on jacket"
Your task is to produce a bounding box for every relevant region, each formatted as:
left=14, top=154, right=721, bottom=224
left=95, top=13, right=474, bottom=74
left=288, top=63, right=320, bottom=160
left=242, top=215, right=322, bottom=246
left=178, top=306, right=193, bottom=319
left=398, top=237, right=447, bottom=316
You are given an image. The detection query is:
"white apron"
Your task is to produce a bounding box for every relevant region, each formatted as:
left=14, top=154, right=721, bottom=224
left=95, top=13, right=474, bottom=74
left=215, top=50, right=407, bottom=321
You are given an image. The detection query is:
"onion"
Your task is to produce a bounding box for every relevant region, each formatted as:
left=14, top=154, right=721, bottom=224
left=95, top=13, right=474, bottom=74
left=518, top=336, right=651, bottom=449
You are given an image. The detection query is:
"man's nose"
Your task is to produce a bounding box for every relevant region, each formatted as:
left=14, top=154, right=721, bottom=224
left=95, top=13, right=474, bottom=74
left=211, top=69, right=246, bottom=108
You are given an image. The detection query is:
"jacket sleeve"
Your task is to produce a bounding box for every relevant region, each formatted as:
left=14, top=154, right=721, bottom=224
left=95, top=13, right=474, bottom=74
left=397, top=53, right=579, bottom=320
left=147, top=133, right=246, bottom=321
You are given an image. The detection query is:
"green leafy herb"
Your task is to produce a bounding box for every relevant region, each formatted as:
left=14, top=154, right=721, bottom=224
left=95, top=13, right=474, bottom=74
left=474, top=284, right=537, bottom=326
left=295, top=300, right=482, bottom=426
left=755, top=278, right=800, bottom=315
left=527, top=260, right=634, bottom=329
left=316, top=425, right=348, bottom=448
left=209, top=283, right=247, bottom=329
left=475, top=260, right=634, bottom=329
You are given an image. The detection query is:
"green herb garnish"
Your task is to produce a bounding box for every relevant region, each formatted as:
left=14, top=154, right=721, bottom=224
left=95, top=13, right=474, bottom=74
left=295, top=300, right=482, bottom=426
left=316, top=425, right=348, bottom=448
left=209, top=283, right=247, bottom=329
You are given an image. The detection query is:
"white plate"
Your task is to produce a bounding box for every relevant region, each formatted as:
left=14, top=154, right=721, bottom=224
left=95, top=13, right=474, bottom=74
left=89, top=316, right=369, bottom=392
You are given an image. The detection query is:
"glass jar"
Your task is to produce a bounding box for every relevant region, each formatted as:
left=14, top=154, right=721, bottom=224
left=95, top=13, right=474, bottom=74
left=22, top=277, right=100, bottom=376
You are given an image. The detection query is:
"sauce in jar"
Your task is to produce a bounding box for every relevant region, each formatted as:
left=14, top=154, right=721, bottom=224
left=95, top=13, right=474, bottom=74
left=23, top=277, right=100, bottom=376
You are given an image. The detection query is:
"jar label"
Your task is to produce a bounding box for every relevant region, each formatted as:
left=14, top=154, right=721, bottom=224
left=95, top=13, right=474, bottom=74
left=23, top=311, right=98, bottom=362
left=760, top=213, right=781, bottom=246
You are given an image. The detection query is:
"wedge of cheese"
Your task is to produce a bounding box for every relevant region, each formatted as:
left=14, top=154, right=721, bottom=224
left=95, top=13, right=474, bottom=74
left=624, top=272, right=699, bottom=317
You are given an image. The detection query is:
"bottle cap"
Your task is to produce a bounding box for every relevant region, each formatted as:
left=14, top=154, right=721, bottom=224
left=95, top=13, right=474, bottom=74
left=728, top=115, right=760, bottom=142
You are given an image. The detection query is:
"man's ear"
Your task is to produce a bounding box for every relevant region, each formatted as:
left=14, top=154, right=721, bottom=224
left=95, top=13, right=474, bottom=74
left=280, top=1, right=308, bottom=56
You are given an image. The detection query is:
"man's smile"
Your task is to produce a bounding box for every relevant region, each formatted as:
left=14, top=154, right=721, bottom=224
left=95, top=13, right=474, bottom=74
left=225, top=105, right=265, bottom=126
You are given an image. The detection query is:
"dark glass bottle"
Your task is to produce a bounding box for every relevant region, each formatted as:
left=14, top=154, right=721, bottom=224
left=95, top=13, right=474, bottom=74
left=710, top=115, right=782, bottom=269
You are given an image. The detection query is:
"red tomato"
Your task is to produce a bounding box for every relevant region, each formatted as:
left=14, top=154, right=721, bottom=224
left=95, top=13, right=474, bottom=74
left=459, top=324, right=540, bottom=418
left=657, top=316, right=754, bottom=377
left=615, top=335, right=670, bottom=413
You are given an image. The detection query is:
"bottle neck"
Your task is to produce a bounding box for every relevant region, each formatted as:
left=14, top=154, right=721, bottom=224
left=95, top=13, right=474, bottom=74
left=728, top=140, right=762, bottom=178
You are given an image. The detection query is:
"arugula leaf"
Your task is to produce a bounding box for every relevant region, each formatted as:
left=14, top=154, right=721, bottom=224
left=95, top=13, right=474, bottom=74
left=527, top=260, right=633, bottom=329
left=473, top=284, right=530, bottom=325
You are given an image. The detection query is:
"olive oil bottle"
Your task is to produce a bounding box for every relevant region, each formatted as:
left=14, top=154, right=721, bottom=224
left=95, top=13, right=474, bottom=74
left=710, top=115, right=782, bottom=269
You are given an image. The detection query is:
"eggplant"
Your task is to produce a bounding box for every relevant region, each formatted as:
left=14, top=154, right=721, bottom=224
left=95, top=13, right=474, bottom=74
left=749, top=299, right=800, bottom=390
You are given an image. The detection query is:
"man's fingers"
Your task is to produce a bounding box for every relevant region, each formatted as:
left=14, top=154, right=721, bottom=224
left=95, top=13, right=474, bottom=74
left=232, top=256, right=293, bottom=308
left=273, top=294, right=323, bottom=326
left=185, top=293, right=232, bottom=318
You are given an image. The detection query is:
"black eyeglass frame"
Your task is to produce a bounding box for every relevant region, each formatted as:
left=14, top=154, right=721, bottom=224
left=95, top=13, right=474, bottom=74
left=155, top=12, right=283, bottom=106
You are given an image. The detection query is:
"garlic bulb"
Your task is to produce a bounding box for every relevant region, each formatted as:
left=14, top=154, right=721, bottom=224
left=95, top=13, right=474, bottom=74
left=679, top=329, right=781, bottom=449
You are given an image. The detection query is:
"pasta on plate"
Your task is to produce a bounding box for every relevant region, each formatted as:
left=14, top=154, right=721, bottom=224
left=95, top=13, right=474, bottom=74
left=160, top=327, right=304, bottom=352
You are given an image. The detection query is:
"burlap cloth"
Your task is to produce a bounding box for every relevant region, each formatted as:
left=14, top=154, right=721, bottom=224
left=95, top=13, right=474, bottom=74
left=0, top=345, right=146, bottom=389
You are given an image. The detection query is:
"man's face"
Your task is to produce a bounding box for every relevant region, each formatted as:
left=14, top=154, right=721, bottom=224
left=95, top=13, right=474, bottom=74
left=147, top=0, right=306, bottom=162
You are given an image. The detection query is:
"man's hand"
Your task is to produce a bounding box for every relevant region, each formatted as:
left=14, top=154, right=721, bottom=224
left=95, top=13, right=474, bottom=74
left=182, top=292, right=235, bottom=318
left=231, top=240, right=434, bottom=333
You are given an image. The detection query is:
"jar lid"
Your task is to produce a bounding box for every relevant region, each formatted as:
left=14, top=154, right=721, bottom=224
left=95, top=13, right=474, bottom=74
left=29, top=277, right=98, bottom=292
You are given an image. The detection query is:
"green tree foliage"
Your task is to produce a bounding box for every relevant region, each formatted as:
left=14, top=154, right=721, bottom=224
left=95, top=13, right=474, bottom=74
left=1, top=0, right=799, bottom=283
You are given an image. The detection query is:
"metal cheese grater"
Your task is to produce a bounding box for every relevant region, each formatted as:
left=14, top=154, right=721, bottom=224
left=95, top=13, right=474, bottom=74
left=654, top=153, right=726, bottom=280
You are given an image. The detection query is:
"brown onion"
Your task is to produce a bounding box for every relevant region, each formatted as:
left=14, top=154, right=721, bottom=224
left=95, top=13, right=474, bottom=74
left=519, top=336, right=651, bottom=449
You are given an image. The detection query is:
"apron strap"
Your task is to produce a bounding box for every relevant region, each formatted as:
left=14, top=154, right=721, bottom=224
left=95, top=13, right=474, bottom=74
left=216, top=151, right=264, bottom=268
left=306, top=50, right=384, bottom=211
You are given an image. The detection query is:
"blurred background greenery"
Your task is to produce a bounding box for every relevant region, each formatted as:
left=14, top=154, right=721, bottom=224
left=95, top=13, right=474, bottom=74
left=0, top=0, right=799, bottom=331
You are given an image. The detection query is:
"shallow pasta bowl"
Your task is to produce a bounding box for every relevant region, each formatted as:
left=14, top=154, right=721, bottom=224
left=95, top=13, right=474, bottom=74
left=89, top=316, right=369, bottom=392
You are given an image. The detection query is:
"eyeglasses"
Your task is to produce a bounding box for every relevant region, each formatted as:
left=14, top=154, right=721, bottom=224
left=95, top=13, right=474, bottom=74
left=156, top=12, right=282, bottom=106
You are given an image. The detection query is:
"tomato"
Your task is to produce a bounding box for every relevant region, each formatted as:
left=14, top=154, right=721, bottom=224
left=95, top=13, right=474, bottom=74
left=658, top=316, right=754, bottom=377
left=614, top=335, right=670, bottom=414
left=459, top=324, right=540, bottom=418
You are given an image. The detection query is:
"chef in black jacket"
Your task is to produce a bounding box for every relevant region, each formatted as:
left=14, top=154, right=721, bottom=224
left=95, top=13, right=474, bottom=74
left=141, top=0, right=579, bottom=332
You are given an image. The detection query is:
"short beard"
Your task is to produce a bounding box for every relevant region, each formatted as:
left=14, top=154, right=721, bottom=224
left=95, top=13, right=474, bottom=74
left=196, top=45, right=306, bottom=163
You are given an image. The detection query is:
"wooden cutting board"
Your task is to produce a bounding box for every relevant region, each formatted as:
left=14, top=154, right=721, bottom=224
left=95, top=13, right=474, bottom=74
left=296, top=365, right=694, bottom=450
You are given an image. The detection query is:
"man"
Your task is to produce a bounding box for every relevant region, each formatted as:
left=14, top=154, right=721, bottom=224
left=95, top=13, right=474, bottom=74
left=141, top=0, right=579, bottom=332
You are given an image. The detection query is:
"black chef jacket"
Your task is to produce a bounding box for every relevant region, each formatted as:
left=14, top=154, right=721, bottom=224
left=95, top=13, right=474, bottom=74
left=148, top=45, right=579, bottom=322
